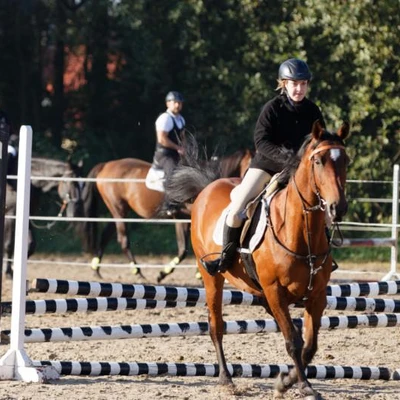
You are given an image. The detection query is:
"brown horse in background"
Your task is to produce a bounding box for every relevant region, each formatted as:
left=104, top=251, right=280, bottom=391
left=79, top=148, right=253, bottom=281
left=165, top=122, right=350, bottom=399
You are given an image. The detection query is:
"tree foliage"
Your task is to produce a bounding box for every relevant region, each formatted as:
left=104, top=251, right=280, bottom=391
left=0, top=0, right=399, bottom=222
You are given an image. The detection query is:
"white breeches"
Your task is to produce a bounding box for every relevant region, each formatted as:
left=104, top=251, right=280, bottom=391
left=226, top=168, right=272, bottom=227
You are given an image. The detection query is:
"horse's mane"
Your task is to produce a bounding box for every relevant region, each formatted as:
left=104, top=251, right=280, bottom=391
left=276, top=130, right=346, bottom=188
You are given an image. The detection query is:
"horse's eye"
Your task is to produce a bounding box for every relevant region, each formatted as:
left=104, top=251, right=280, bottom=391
left=314, top=157, right=322, bottom=165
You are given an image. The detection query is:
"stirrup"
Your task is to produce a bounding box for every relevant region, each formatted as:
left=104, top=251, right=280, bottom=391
left=200, top=242, right=237, bottom=276
left=332, top=259, right=339, bottom=272
left=200, top=257, right=221, bottom=276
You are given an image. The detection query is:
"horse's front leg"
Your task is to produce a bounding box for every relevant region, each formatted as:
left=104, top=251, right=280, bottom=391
left=27, top=223, right=36, bottom=258
left=91, top=222, right=116, bottom=278
left=4, top=221, right=15, bottom=279
left=301, top=291, right=327, bottom=368
left=203, top=268, right=233, bottom=386
left=157, top=222, right=190, bottom=283
left=265, top=284, right=318, bottom=399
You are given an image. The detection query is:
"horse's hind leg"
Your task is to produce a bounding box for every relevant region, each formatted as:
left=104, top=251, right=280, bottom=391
left=27, top=224, right=36, bottom=257
left=203, top=270, right=233, bottom=386
left=114, top=220, right=143, bottom=278
left=156, top=223, right=189, bottom=283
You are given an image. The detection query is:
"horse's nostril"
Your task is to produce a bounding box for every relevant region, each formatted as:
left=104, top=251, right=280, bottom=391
left=329, top=203, right=337, bottom=218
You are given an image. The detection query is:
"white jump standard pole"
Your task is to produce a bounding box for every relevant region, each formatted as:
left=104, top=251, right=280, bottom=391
left=0, top=125, right=59, bottom=382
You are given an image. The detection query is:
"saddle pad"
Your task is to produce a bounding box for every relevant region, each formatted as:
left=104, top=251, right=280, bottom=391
left=212, top=199, right=268, bottom=253
left=212, top=206, right=229, bottom=246
left=145, top=167, right=165, bottom=192
left=248, top=198, right=268, bottom=252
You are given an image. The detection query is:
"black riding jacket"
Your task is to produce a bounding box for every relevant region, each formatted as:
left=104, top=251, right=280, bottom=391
left=250, top=93, right=325, bottom=174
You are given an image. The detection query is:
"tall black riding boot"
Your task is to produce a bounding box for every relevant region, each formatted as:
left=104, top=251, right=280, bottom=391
left=201, top=225, right=242, bottom=276
left=325, top=226, right=339, bottom=272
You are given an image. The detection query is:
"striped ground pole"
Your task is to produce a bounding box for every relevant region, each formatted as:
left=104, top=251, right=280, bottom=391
left=30, top=278, right=263, bottom=305
left=306, top=296, right=400, bottom=313
left=31, top=278, right=400, bottom=301
left=3, top=295, right=400, bottom=316
left=2, top=313, right=400, bottom=343
left=327, top=280, right=400, bottom=297
left=0, top=297, right=204, bottom=315
left=31, top=361, right=400, bottom=380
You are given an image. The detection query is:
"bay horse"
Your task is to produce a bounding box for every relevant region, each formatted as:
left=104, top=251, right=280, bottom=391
left=4, top=157, right=84, bottom=279
left=165, top=121, right=350, bottom=399
left=79, top=148, right=253, bottom=281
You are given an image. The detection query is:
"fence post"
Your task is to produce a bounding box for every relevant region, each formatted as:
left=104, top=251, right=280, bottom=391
left=382, top=164, right=399, bottom=281
left=0, top=126, right=59, bottom=382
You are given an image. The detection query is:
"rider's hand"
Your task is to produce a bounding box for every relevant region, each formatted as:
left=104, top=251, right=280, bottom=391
left=177, top=147, right=185, bottom=155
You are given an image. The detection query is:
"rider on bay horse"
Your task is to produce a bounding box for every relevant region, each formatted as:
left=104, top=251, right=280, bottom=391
left=151, top=91, right=186, bottom=215
left=202, top=58, right=338, bottom=275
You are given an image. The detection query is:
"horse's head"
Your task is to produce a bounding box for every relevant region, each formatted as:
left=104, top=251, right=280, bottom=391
left=305, top=120, right=350, bottom=223
left=57, top=159, right=84, bottom=218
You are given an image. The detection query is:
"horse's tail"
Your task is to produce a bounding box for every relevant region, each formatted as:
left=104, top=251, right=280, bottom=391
left=79, top=162, right=106, bottom=253
left=164, top=134, right=220, bottom=207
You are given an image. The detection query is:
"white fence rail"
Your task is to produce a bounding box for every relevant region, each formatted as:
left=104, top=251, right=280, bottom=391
left=5, top=136, right=400, bottom=280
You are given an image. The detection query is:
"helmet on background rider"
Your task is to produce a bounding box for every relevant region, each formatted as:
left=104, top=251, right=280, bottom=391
left=165, top=91, right=184, bottom=102
left=278, top=58, right=312, bottom=81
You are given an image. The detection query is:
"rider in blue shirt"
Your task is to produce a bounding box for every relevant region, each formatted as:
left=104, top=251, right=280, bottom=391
left=152, top=91, right=186, bottom=181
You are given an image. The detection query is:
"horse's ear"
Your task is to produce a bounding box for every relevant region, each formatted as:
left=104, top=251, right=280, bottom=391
left=311, top=120, right=324, bottom=140
left=337, top=121, right=350, bottom=141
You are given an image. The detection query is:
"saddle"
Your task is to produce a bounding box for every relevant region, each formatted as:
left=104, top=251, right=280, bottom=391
left=145, top=165, right=165, bottom=192
left=212, top=176, right=281, bottom=287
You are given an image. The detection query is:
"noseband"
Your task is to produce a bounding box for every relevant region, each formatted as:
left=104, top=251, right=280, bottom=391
left=58, top=180, right=82, bottom=216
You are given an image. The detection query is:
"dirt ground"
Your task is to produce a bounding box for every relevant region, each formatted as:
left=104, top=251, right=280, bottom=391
left=0, top=254, right=399, bottom=400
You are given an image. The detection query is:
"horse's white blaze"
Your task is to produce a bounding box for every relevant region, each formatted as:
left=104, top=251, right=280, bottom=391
left=330, top=148, right=341, bottom=161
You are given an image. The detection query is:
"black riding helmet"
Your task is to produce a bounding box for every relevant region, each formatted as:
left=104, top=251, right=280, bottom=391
left=165, top=91, right=184, bottom=102
left=278, top=58, right=312, bottom=81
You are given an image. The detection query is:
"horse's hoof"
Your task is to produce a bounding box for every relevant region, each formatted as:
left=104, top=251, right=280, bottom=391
left=94, top=269, right=102, bottom=279
left=156, top=271, right=167, bottom=283
left=5, top=272, right=13, bottom=280
left=132, top=268, right=146, bottom=281
left=273, top=390, right=284, bottom=399
left=274, top=372, right=290, bottom=395
left=218, top=376, right=233, bottom=386
left=300, top=385, right=320, bottom=400
left=303, top=395, right=319, bottom=400
left=195, top=271, right=202, bottom=280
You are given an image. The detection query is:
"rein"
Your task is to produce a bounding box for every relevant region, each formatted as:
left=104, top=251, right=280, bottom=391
left=268, top=141, right=346, bottom=292
left=30, top=200, right=69, bottom=230
left=30, top=184, right=81, bottom=230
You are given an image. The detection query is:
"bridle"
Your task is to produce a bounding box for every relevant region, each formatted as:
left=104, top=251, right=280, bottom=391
left=31, top=176, right=82, bottom=230
left=58, top=178, right=83, bottom=215
left=268, top=140, right=347, bottom=291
